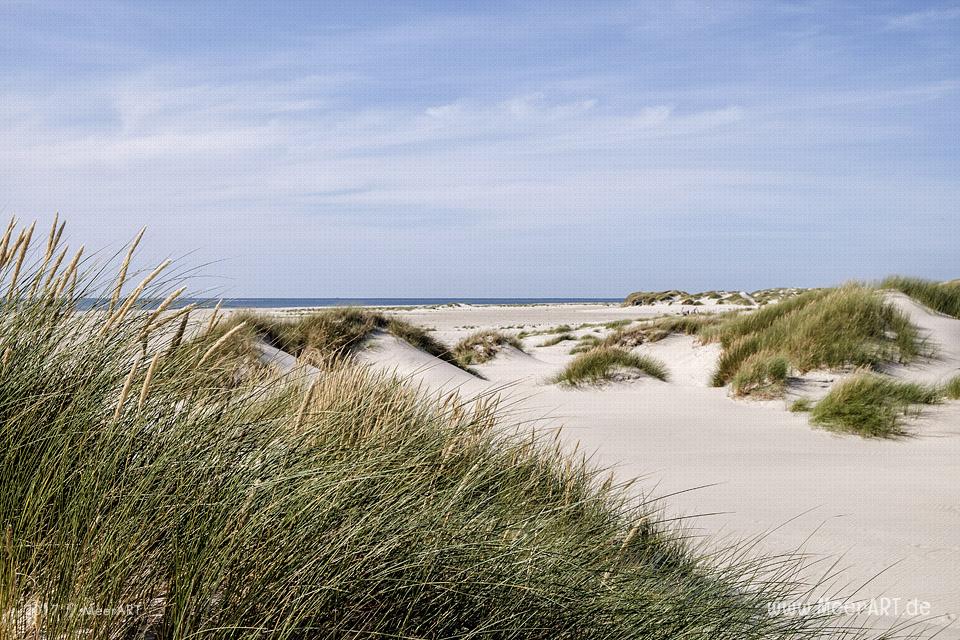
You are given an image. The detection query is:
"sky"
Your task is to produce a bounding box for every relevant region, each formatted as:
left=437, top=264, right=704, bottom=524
left=1, top=1, right=958, bottom=297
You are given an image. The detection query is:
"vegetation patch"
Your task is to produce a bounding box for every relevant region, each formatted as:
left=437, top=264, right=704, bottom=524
left=570, top=334, right=602, bottom=354
left=539, top=333, right=577, bottom=347
left=553, top=347, right=669, bottom=386
left=943, top=374, right=960, bottom=400
left=602, top=325, right=648, bottom=348
left=881, top=275, right=960, bottom=319
left=810, top=373, right=941, bottom=438
left=452, top=330, right=525, bottom=365
left=706, top=286, right=922, bottom=389
left=731, top=352, right=790, bottom=398
left=229, top=308, right=465, bottom=369
left=623, top=289, right=689, bottom=306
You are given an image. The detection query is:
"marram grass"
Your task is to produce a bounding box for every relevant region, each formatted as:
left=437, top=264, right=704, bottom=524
left=553, top=347, right=669, bottom=386
left=809, top=372, right=941, bottom=438
left=944, top=374, right=960, bottom=400
left=0, top=218, right=923, bottom=638
left=707, top=285, right=922, bottom=389
left=731, top=352, right=790, bottom=398
left=452, top=329, right=525, bottom=365
left=881, top=275, right=960, bottom=319
left=227, top=306, right=466, bottom=369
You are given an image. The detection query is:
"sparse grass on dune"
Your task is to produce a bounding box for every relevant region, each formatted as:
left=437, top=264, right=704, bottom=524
left=809, top=372, right=941, bottom=438
left=881, top=275, right=960, bottom=319
left=539, top=332, right=576, bottom=347
left=452, top=329, right=525, bottom=365
left=226, top=307, right=466, bottom=369
left=601, top=324, right=649, bottom=348
left=554, top=347, right=669, bottom=386
left=707, top=285, right=922, bottom=390
left=943, top=374, right=960, bottom=400
left=731, top=352, right=790, bottom=398
left=570, top=333, right=602, bottom=354
left=623, top=289, right=689, bottom=306
left=532, top=323, right=573, bottom=336
left=0, top=218, right=875, bottom=638
left=599, top=313, right=728, bottom=350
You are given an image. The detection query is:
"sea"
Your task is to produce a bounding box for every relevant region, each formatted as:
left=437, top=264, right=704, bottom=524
left=191, top=297, right=622, bottom=309
left=78, top=297, right=622, bottom=310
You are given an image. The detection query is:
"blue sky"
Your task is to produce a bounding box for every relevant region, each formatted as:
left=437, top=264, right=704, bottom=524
left=1, top=1, right=958, bottom=297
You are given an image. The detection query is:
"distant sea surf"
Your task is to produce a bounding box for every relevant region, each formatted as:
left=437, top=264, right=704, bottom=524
left=79, top=298, right=622, bottom=310
left=197, top=298, right=622, bottom=309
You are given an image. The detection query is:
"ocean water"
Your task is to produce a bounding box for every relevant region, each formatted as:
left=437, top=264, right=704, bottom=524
left=79, top=297, right=622, bottom=310
left=192, top=297, right=622, bottom=309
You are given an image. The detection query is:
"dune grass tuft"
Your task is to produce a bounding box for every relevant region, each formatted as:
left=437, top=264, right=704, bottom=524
left=227, top=307, right=466, bottom=369
left=943, top=374, right=960, bottom=400
left=809, top=372, right=941, bottom=438
left=539, top=332, right=576, bottom=347
left=599, top=314, right=728, bottom=351
left=452, top=330, right=524, bottom=365
left=707, top=286, right=922, bottom=389
left=881, top=275, right=960, bottom=319
left=731, top=352, right=790, bottom=398
left=554, top=347, right=669, bottom=386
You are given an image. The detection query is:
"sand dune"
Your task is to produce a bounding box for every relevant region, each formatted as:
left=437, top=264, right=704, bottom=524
left=354, top=329, right=483, bottom=392
left=884, top=291, right=960, bottom=386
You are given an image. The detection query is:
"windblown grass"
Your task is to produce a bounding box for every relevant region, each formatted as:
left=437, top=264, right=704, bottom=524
left=881, top=276, right=960, bottom=319
left=943, top=374, right=960, bottom=400
left=0, top=218, right=915, bottom=637
left=731, top=352, right=790, bottom=398
left=554, top=347, right=669, bottom=386
left=809, top=373, right=941, bottom=438
left=570, top=333, right=602, bottom=354
left=623, top=289, right=689, bottom=306
left=226, top=307, right=465, bottom=369
left=452, top=330, right=524, bottom=365
left=539, top=332, right=576, bottom=347
left=604, top=314, right=726, bottom=349
left=707, top=286, right=922, bottom=389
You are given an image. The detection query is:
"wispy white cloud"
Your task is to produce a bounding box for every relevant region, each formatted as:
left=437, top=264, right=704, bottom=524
left=883, top=6, right=960, bottom=30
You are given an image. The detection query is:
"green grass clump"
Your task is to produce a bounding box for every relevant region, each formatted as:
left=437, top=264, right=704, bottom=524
left=602, top=325, right=649, bottom=348
left=539, top=332, right=576, bottom=347
left=810, top=373, right=941, bottom=438
left=789, top=398, right=813, bottom=412
left=554, top=347, right=669, bottom=386
left=452, top=330, right=524, bottom=365
left=622, top=290, right=689, bottom=306
left=603, top=319, right=633, bottom=330
left=602, top=315, right=729, bottom=350
left=731, top=352, right=790, bottom=398
left=229, top=307, right=464, bottom=369
left=881, top=275, right=960, bottom=318
left=570, top=334, right=602, bottom=354
left=943, top=374, right=960, bottom=400
left=708, top=286, right=922, bottom=387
